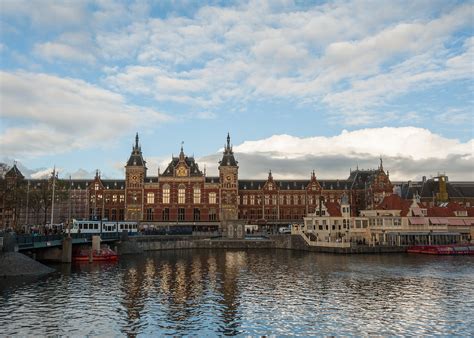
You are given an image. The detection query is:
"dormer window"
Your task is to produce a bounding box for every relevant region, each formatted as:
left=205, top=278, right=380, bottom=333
left=454, top=210, right=467, bottom=217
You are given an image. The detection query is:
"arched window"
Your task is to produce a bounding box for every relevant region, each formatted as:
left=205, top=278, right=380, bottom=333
left=178, top=184, right=186, bottom=204
left=162, top=184, right=170, bottom=204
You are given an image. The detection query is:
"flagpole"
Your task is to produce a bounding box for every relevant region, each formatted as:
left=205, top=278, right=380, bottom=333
left=50, top=166, right=56, bottom=229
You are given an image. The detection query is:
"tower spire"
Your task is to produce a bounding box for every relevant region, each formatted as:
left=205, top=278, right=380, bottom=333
left=135, top=132, right=139, bottom=149
left=379, top=155, right=383, bottom=171
left=227, top=132, right=231, bottom=150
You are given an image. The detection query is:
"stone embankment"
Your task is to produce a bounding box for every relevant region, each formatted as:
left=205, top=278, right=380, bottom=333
left=1, top=233, right=55, bottom=277
left=117, top=234, right=406, bottom=255
left=0, top=252, right=55, bottom=277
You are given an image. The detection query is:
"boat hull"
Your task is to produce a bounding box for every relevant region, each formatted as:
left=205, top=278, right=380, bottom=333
left=407, top=245, right=474, bottom=255
left=72, top=247, right=119, bottom=262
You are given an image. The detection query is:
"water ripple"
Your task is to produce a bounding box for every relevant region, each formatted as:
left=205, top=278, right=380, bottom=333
left=0, top=251, right=473, bottom=336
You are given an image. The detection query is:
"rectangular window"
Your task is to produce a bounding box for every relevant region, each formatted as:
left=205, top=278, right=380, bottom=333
left=193, top=208, right=200, bottom=221
left=104, top=209, right=109, bottom=220
left=209, top=208, right=217, bottom=221
left=119, top=209, right=125, bottom=220
left=111, top=209, right=117, bottom=221
left=243, top=195, right=248, bottom=205
left=146, top=208, right=153, bottom=221
left=112, top=194, right=118, bottom=203
left=194, top=187, right=201, bottom=204
left=265, top=195, right=270, bottom=205
left=272, top=195, right=277, bottom=205
left=209, top=192, right=216, bottom=204
left=163, top=186, right=170, bottom=204
left=178, top=188, right=185, bottom=204
left=178, top=208, right=185, bottom=221
left=279, top=195, right=284, bottom=205
left=250, top=195, right=255, bottom=205
left=119, top=195, right=125, bottom=203
left=147, top=192, right=155, bottom=204
left=162, top=208, right=169, bottom=221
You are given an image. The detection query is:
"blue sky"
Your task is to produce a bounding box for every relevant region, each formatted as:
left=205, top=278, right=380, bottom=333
left=0, top=0, right=473, bottom=180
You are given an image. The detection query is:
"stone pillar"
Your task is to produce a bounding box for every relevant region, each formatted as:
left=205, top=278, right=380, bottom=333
left=92, top=235, right=101, bottom=251
left=61, top=237, right=72, bottom=263
left=2, top=233, right=17, bottom=253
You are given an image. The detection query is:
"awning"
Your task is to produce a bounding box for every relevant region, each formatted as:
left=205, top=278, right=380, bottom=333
left=430, top=218, right=441, bottom=224
left=409, top=217, right=425, bottom=225
left=448, top=219, right=466, bottom=226
left=438, top=218, right=449, bottom=224
left=464, top=219, right=474, bottom=226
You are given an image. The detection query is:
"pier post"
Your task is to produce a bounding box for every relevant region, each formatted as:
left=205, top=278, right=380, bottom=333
left=61, top=237, right=72, bottom=263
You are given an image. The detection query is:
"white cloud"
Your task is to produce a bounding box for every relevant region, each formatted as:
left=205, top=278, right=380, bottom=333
left=34, top=41, right=96, bottom=64
left=92, top=1, right=472, bottom=128
left=233, top=127, right=473, bottom=160
left=0, top=70, right=171, bottom=158
left=192, top=127, right=474, bottom=180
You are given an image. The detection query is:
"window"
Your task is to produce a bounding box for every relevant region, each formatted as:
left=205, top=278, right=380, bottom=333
left=265, top=195, right=269, bottom=205
left=209, top=192, right=217, bottom=204
left=209, top=208, right=217, bottom=221
left=309, top=196, right=314, bottom=205
left=119, top=209, right=125, bottom=220
left=193, top=208, right=200, bottom=221
left=194, top=186, right=201, bottom=204
left=119, top=195, right=125, bottom=203
left=178, top=208, right=185, bottom=221
left=178, top=185, right=186, bottom=204
left=272, top=195, right=277, bottom=205
left=162, top=208, right=169, bottom=221
left=243, top=195, right=248, bottom=205
left=250, top=195, right=255, bottom=205
left=111, top=209, right=117, bottom=221
left=279, top=195, right=284, bottom=205
left=147, top=192, right=154, bottom=204
left=112, top=194, right=117, bottom=203
left=104, top=209, right=109, bottom=220
left=94, top=183, right=99, bottom=191
left=146, top=208, right=153, bottom=221
left=163, top=184, right=170, bottom=204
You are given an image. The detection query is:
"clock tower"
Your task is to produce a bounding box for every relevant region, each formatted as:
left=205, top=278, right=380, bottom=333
left=125, top=133, right=147, bottom=221
left=218, top=133, right=239, bottom=222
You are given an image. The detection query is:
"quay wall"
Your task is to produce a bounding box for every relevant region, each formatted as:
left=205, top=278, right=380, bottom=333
left=117, top=235, right=406, bottom=255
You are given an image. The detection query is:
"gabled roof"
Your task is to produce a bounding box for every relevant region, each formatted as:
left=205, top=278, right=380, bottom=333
left=5, top=164, right=24, bottom=179
left=325, top=201, right=341, bottom=217
left=161, top=147, right=203, bottom=177
left=376, top=194, right=412, bottom=216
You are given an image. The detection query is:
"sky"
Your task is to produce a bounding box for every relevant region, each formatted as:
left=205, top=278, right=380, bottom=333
left=0, top=0, right=473, bottom=181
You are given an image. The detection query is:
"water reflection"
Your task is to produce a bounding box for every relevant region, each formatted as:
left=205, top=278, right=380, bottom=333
left=0, top=250, right=473, bottom=336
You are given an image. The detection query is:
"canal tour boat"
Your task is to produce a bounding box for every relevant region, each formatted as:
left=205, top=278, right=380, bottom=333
left=407, top=244, right=474, bottom=255
left=72, top=246, right=118, bottom=262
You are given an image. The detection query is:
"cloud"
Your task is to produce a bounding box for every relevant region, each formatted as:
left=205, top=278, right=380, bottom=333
left=91, top=1, right=472, bottom=128
left=0, top=70, right=171, bottom=158
left=34, top=42, right=96, bottom=64
left=194, top=127, right=473, bottom=180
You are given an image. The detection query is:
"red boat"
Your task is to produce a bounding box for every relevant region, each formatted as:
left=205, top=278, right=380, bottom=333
left=73, top=247, right=119, bottom=262
left=407, top=244, right=474, bottom=255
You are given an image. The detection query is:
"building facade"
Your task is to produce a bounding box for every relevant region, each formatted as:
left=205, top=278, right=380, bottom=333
left=1, top=133, right=473, bottom=232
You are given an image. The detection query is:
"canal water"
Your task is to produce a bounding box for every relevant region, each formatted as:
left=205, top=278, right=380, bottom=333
left=1, top=250, right=473, bottom=336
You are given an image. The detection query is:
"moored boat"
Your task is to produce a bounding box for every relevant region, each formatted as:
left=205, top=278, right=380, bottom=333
left=72, top=246, right=118, bottom=262
left=407, top=244, right=474, bottom=255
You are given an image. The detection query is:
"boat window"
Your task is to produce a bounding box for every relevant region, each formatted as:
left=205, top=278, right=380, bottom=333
left=94, top=224, right=98, bottom=230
